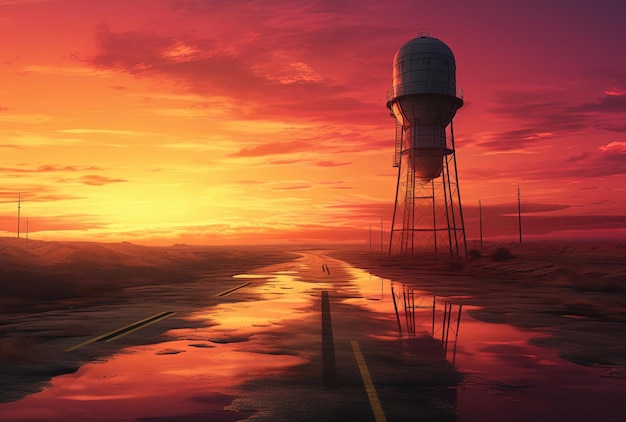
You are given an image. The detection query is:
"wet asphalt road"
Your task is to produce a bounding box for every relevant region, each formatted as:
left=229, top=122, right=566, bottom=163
left=0, top=250, right=462, bottom=421
left=5, top=250, right=624, bottom=421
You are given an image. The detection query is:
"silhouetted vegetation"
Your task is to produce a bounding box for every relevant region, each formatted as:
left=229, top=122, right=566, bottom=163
left=468, top=249, right=482, bottom=259
left=491, top=247, right=515, bottom=262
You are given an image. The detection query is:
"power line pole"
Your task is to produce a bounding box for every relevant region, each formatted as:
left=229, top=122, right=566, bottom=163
left=479, top=198, right=483, bottom=249
left=17, top=193, right=21, bottom=239
left=517, top=185, right=522, bottom=244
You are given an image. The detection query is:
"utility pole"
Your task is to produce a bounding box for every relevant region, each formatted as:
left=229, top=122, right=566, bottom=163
left=517, top=185, right=522, bottom=244
left=380, top=216, right=383, bottom=251
left=479, top=199, right=483, bottom=249
left=17, top=193, right=21, bottom=239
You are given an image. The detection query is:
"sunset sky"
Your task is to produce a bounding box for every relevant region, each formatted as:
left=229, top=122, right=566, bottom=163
left=1, top=0, right=625, bottom=245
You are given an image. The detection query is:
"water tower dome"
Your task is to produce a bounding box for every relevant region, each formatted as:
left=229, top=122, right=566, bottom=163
left=386, top=35, right=463, bottom=181
left=390, top=35, right=459, bottom=100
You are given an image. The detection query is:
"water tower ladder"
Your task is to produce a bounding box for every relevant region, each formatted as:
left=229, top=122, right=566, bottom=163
left=393, top=121, right=402, bottom=168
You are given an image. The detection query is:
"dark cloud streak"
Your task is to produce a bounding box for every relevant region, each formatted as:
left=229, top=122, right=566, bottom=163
left=472, top=88, right=626, bottom=151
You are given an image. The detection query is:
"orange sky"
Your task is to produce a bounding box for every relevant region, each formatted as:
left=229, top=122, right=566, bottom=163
left=1, top=0, right=625, bottom=245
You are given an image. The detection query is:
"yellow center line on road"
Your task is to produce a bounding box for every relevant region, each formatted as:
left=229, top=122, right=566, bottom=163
left=351, top=340, right=388, bottom=422
left=65, top=311, right=174, bottom=352
left=215, top=281, right=253, bottom=297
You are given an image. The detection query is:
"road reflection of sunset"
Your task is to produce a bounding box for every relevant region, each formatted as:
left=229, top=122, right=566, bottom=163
left=0, top=339, right=305, bottom=421
left=341, top=264, right=626, bottom=422
left=0, top=270, right=321, bottom=421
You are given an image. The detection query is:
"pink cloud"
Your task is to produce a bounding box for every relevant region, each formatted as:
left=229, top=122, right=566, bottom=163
left=462, top=202, right=626, bottom=239
left=471, top=87, right=626, bottom=154
left=581, top=92, right=626, bottom=113
left=318, top=180, right=345, bottom=185
left=565, top=152, right=591, bottom=162
left=604, top=87, right=626, bottom=96
left=325, top=202, right=393, bottom=220
left=32, top=194, right=84, bottom=202
left=231, top=141, right=314, bottom=157
left=58, top=175, right=128, bottom=186
left=0, top=164, right=99, bottom=174
left=0, top=187, right=83, bottom=203
left=235, top=180, right=264, bottom=185
left=86, top=19, right=390, bottom=124
left=269, top=183, right=312, bottom=191
left=268, top=159, right=302, bottom=165
left=79, top=175, right=127, bottom=186
left=465, top=148, right=626, bottom=179
left=599, top=141, right=626, bottom=153
left=315, top=160, right=352, bottom=167
left=0, top=214, right=105, bottom=233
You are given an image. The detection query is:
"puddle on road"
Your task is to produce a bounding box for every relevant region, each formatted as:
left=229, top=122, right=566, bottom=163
left=175, top=274, right=330, bottom=344
left=2, top=258, right=624, bottom=421
left=232, top=274, right=272, bottom=279
left=0, top=270, right=325, bottom=422
left=343, top=264, right=626, bottom=422
left=0, top=340, right=303, bottom=421
left=450, top=312, right=626, bottom=421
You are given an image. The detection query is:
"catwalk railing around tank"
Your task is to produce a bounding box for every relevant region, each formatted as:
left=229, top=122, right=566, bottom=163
left=386, top=81, right=464, bottom=103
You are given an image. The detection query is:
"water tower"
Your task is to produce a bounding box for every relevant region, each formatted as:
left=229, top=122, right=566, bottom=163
left=387, top=32, right=467, bottom=257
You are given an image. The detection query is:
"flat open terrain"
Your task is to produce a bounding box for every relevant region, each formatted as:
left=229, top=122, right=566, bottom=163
left=1, top=238, right=625, bottom=421
left=332, top=241, right=626, bottom=368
